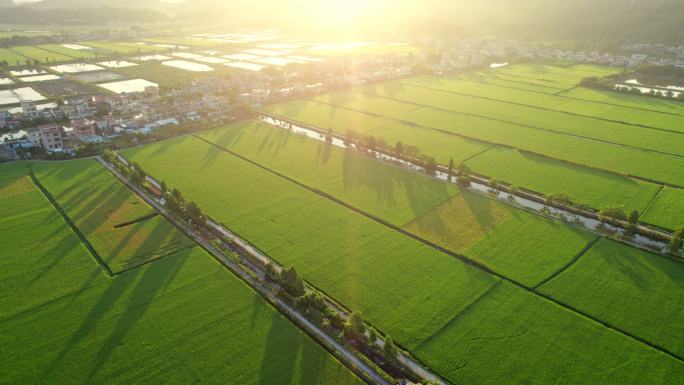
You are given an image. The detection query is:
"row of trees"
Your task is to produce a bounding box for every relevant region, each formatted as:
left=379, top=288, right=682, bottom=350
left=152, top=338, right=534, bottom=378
left=581, top=75, right=684, bottom=102
left=670, top=228, right=684, bottom=254
left=103, top=149, right=207, bottom=227
left=345, top=311, right=399, bottom=363
left=337, top=130, right=683, bottom=257
left=343, top=128, right=473, bottom=185
left=264, top=262, right=400, bottom=364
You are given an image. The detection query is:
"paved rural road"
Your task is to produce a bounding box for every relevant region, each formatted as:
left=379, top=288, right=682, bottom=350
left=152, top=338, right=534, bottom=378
left=97, top=156, right=393, bottom=385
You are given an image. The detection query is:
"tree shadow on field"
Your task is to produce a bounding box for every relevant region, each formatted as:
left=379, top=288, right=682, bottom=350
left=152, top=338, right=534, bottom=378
left=30, top=224, right=87, bottom=284
left=149, top=136, right=181, bottom=157
left=316, top=141, right=332, bottom=165
left=342, top=150, right=398, bottom=209
left=400, top=166, right=451, bottom=219
left=460, top=188, right=499, bottom=231
left=250, top=293, right=266, bottom=328
left=215, top=124, right=246, bottom=149
left=201, top=141, right=224, bottom=168
left=257, top=124, right=291, bottom=158
left=44, top=266, right=142, bottom=378
left=341, top=147, right=452, bottom=221
left=379, top=80, right=408, bottom=98
left=602, top=243, right=684, bottom=292
left=258, top=312, right=303, bottom=385
left=80, top=251, right=187, bottom=384
left=299, top=335, right=328, bottom=385
left=326, top=89, right=356, bottom=108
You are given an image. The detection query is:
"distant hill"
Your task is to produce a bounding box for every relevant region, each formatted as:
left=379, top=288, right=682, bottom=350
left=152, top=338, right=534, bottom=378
left=10, top=0, right=684, bottom=44
left=0, top=6, right=169, bottom=24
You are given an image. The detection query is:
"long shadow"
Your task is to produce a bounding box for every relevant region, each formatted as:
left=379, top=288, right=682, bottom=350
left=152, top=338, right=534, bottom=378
left=130, top=217, right=177, bottom=262
left=214, top=123, right=246, bottom=148
left=258, top=312, right=301, bottom=385
left=316, top=141, right=332, bottom=165
left=460, top=188, right=500, bottom=231
left=399, top=164, right=452, bottom=219
left=601, top=242, right=684, bottom=291
left=69, top=184, right=130, bottom=233
left=250, top=292, right=266, bottom=328
left=101, top=217, right=146, bottom=271
left=30, top=222, right=87, bottom=283
left=81, top=251, right=186, bottom=384
left=201, top=140, right=224, bottom=168
left=325, top=88, right=356, bottom=107
left=298, top=332, right=328, bottom=385
left=264, top=125, right=292, bottom=158
left=44, top=266, right=142, bottom=378
left=342, top=150, right=398, bottom=209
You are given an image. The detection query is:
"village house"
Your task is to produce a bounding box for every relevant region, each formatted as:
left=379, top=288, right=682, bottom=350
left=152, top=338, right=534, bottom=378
left=69, top=118, right=99, bottom=140
left=27, top=124, right=65, bottom=150
left=61, top=98, right=94, bottom=119
left=21, top=100, right=40, bottom=120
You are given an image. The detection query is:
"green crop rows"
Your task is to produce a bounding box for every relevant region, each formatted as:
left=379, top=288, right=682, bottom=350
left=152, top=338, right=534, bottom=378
left=0, top=161, right=364, bottom=385
left=10, top=45, right=74, bottom=63
left=33, top=159, right=195, bottom=273
left=262, top=64, right=684, bottom=229
left=122, top=120, right=684, bottom=384
left=0, top=48, right=30, bottom=66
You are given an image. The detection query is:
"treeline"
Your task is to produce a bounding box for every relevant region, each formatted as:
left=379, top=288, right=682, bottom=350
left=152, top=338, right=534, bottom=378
left=103, top=149, right=207, bottom=227
left=581, top=74, right=684, bottom=101
left=262, top=261, right=404, bottom=373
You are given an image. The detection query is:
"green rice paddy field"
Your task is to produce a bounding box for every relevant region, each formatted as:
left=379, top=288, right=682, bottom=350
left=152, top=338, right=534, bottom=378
left=539, top=238, right=684, bottom=359
left=36, top=44, right=100, bottom=59
left=641, top=187, right=684, bottom=231
left=262, top=63, right=684, bottom=230
left=122, top=120, right=684, bottom=384
left=0, top=161, right=364, bottom=385
left=0, top=48, right=29, bottom=66
left=81, top=41, right=168, bottom=54
left=33, top=159, right=195, bottom=273
left=10, top=45, right=74, bottom=63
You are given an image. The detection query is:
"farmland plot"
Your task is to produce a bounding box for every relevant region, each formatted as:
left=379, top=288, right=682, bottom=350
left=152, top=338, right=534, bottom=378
left=122, top=123, right=684, bottom=384
left=267, top=96, right=684, bottom=186
left=33, top=159, right=195, bottom=273
left=10, top=45, right=73, bottom=63
left=355, top=81, right=684, bottom=156
left=641, top=186, right=684, bottom=231
left=196, top=121, right=684, bottom=353
left=0, top=162, right=364, bottom=385
left=538, top=239, right=684, bottom=358
left=414, top=280, right=684, bottom=385
left=37, top=44, right=99, bottom=59
left=264, top=99, right=393, bottom=134
left=198, top=121, right=618, bottom=287
left=122, top=134, right=500, bottom=348
left=400, top=106, right=684, bottom=186
left=464, top=146, right=661, bottom=213
left=402, top=75, right=684, bottom=134
left=0, top=48, right=30, bottom=66
left=312, top=92, right=662, bottom=208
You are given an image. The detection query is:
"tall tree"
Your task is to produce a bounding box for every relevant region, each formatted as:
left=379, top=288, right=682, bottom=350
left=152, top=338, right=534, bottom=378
left=348, top=311, right=366, bottom=339
left=383, top=336, right=398, bottom=362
